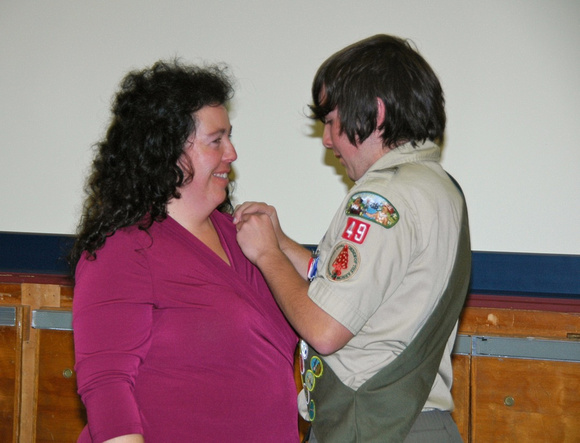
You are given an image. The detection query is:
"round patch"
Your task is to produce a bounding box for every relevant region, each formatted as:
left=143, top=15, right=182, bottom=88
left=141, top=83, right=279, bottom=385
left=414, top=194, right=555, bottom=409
left=300, top=340, right=309, bottom=360
left=326, top=243, right=360, bottom=281
left=310, top=356, right=323, bottom=377
left=304, top=370, right=316, bottom=391
left=308, top=399, right=316, bottom=421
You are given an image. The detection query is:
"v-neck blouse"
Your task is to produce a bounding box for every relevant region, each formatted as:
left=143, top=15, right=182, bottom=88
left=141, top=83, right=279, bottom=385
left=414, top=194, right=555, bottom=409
left=73, top=211, right=299, bottom=442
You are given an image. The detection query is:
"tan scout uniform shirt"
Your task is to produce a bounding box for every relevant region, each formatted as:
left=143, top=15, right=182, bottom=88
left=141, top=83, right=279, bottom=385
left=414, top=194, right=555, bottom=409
left=308, top=140, right=464, bottom=411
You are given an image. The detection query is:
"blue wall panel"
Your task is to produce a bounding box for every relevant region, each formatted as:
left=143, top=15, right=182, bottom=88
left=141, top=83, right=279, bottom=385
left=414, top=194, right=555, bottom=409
left=1, top=232, right=578, bottom=298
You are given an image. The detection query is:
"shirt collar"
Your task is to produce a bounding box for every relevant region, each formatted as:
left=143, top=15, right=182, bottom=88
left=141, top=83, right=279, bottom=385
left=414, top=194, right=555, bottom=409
left=356, top=140, right=441, bottom=184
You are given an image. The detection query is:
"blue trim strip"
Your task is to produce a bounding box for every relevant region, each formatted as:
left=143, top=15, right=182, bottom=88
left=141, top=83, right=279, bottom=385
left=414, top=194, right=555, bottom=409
left=32, top=310, right=73, bottom=331
left=0, top=306, right=16, bottom=327
left=306, top=244, right=579, bottom=297
left=471, top=251, right=580, bottom=297
left=1, top=233, right=578, bottom=297
left=0, top=231, right=74, bottom=276
left=473, top=336, right=580, bottom=362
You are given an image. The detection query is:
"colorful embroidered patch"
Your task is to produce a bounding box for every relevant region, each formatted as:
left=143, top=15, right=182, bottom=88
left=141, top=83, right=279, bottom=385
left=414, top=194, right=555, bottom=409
left=304, top=370, right=316, bottom=391
left=308, top=399, right=316, bottom=421
left=345, top=192, right=399, bottom=229
left=326, top=243, right=360, bottom=281
left=310, top=356, right=323, bottom=377
left=341, top=217, right=370, bottom=244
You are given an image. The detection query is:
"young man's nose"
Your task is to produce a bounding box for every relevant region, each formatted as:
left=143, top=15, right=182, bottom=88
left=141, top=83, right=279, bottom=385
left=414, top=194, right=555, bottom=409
left=322, top=126, right=333, bottom=149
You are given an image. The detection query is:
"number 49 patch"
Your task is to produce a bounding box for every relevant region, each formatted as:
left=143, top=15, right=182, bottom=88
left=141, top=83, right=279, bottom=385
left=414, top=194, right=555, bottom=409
left=342, top=217, right=370, bottom=244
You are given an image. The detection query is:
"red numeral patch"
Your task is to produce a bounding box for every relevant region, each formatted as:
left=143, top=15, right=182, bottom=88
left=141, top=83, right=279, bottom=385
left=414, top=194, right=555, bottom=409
left=341, top=217, right=370, bottom=244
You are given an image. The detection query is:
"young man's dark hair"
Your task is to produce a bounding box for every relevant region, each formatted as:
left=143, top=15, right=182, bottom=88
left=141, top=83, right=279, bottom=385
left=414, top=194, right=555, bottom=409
left=310, top=34, right=446, bottom=148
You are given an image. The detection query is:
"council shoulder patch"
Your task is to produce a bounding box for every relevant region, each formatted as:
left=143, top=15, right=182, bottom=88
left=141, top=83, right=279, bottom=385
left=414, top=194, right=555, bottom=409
left=345, top=191, right=399, bottom=229
left=326, top=242, right=360, bottom=281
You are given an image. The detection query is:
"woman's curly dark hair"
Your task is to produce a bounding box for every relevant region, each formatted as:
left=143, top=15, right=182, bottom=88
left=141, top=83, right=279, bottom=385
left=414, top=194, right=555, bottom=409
left=69, top=60, right=234, bottom=272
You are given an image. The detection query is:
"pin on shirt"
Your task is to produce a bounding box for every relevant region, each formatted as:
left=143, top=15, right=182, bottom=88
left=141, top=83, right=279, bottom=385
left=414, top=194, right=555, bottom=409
left=307, top=255, right=319, bottom=281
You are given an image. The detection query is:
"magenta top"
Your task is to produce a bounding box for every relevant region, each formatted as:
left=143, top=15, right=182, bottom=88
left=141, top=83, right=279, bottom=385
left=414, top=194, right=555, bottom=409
left=73, top=211, right=298, bottom=442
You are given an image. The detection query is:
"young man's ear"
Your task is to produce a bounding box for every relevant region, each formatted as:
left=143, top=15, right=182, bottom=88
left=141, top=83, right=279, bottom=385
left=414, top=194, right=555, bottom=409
left=376, top=98, right=386, bottom=127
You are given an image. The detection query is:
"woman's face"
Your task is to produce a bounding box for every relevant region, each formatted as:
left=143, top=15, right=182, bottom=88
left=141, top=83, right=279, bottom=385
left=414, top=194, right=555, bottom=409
left=181, top=105, right=237, bottom=209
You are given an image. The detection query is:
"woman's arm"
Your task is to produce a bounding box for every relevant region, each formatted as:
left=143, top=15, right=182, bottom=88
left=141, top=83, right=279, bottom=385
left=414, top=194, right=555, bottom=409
left=73, top=231, right=153, bottom=440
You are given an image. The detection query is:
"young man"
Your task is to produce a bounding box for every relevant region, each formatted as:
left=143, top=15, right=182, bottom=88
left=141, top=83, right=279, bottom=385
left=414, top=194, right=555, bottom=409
left=234, top=34, right=471, bottom=442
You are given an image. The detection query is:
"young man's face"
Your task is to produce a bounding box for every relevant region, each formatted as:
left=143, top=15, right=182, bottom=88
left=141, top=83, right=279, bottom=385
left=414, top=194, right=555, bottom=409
left=321, top=108, right=385, bottom=181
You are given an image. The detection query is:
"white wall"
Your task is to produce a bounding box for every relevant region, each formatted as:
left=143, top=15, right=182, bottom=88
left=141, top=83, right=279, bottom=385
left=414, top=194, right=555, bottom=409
left=1, top=0, right=579, bottom=254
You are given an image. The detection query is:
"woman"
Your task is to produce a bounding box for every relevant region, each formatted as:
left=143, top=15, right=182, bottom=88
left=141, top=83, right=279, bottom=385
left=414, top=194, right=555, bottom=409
left=70, top=60, right=299, bottom=442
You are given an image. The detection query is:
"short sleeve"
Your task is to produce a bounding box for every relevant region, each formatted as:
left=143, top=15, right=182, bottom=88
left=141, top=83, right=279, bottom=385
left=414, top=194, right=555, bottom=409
left=308, top=190, right=415, bottom=334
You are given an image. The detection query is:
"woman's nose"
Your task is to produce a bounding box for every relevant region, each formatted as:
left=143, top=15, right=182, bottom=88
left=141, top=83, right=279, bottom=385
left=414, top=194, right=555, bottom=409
left=225, top=139, right=237, bottom=162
